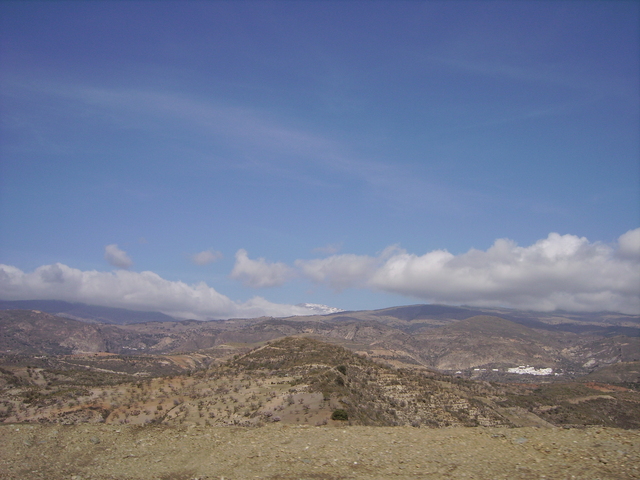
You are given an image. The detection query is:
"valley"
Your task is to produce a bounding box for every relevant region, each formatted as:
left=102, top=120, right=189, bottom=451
left=0, top=303, right=638, bottom=478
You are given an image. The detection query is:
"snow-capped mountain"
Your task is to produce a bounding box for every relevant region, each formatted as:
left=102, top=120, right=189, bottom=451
left=296, top=303, right=344, bottom=315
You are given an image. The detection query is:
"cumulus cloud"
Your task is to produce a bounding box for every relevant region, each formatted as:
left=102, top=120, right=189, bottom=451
left=617, top=228, right=640, bottom=259
left=296, top=253, right=379, bottom=291
left=296, top=230, right=640, bottom=314
left=190, top=249, right=223, bottom=265
left=230, top=249, right=296, bottom=288
left=104, top=244, right=133, bottom=269
left=2, top=230, right=638, bottom=319
left=0, top=263, right=316, bottom=320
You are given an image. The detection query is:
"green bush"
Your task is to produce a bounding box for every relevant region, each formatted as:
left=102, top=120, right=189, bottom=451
left=331, top=409, right=348, bottom=421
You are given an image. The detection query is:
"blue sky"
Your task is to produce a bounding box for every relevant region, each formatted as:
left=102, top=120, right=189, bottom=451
left=1, top=1, right=639, bottom=319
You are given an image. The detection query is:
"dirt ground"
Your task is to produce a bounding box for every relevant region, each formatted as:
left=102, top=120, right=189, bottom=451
left=1, top=423, right=638, bottom=480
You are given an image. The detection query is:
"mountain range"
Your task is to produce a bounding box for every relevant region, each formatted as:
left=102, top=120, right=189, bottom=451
left=1, top=301, right=637, bottom=382
left=0, top=301, right=638, bottom=430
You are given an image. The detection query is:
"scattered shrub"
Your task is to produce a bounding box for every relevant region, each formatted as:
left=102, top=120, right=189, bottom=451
left=331, top=409, right=348, bottom=421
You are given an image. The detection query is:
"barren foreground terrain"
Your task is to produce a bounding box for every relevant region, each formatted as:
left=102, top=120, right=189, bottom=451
left=1, top=423, right=638, bottom=479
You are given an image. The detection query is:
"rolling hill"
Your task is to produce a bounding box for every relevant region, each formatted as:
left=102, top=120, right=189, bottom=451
left=1, top=307, right=638, bottom=382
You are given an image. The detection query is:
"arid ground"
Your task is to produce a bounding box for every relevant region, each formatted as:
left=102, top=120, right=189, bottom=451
left=1, top=423, right=639, bottom=480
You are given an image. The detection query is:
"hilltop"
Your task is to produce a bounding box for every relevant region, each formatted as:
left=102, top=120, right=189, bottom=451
left=1, top=335, right=638, bottom=430
left=1, top=331, right=639, bottom=479
left=0, top=336, right=506, bottom=428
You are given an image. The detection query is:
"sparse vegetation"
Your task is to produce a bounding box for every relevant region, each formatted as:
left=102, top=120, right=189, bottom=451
left=331, top=408, right=348, bottom=420
left=0, top=309, right=638, bottom=430
left=0, top=306, right=638, bottom=479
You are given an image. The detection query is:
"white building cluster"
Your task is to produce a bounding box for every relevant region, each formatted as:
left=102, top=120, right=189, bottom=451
left=507, top=365, right=554, bottom=376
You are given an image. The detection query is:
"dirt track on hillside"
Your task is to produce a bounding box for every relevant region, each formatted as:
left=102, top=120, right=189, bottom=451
left=1, top=424, right=638, bottom=479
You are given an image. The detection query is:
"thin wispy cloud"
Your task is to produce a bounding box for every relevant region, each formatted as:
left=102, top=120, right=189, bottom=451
left=1, top=79, right=471, bottom=214
left=190, top=250, right=223, bottom=266
left=427, top=55, right=639, bottom=103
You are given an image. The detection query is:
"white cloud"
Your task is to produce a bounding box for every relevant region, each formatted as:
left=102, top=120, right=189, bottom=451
left=190, top=250, right=223, bottom=266
left=2, top=230, right=638, bottom=318
left=0, top=263, right=316, bottom=320
left=296, top=230, right=640, bottom=314
left=618, top=228, right=640, bottom=259
left=104, top=244, right=133, bottom=269
left=296, top=254, right=379, bottom=291
left=230, top=249, right=296, bottom=288
left=295, top=245, right=401, bottom=291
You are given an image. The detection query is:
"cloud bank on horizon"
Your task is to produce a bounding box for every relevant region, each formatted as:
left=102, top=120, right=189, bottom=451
left=1, top=229, right=638, bottom=319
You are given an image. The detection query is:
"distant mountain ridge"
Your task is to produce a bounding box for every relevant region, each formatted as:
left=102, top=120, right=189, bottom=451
left=1, top=306, right=637, bottom=383
left=1, top=299, right=637, bottom=333
left=0, top=300, right=344, bottom=324
left=0, top=300, right=179, bottom=324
